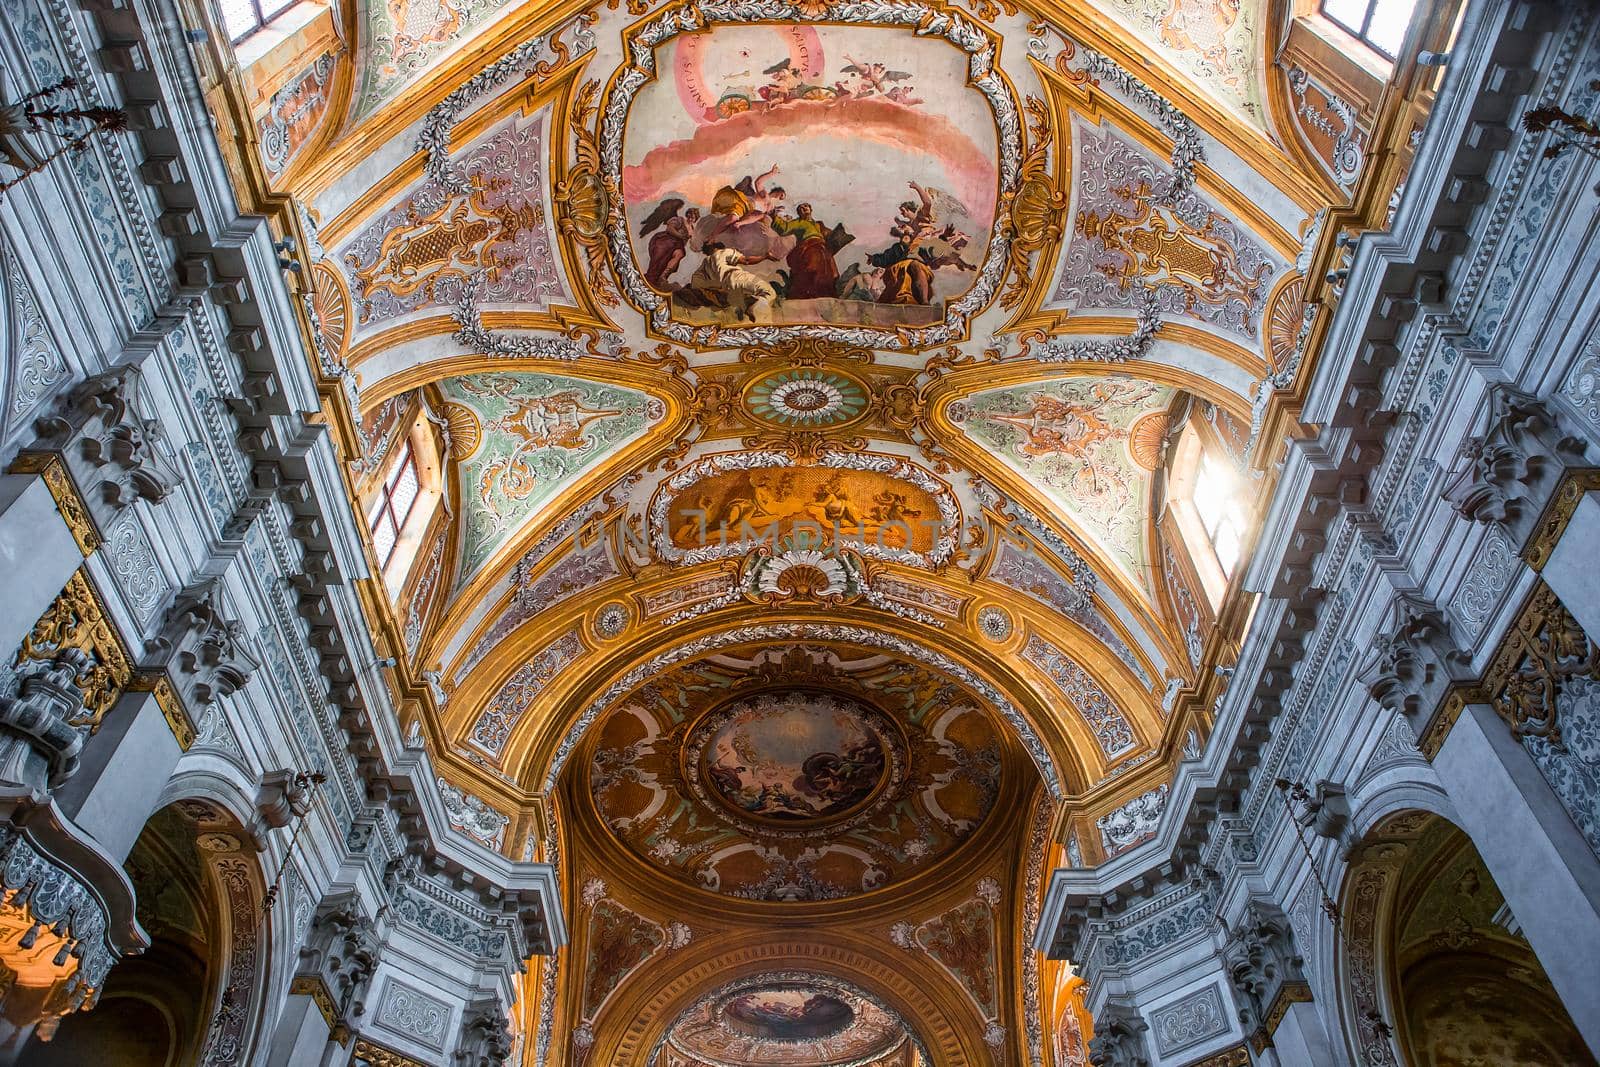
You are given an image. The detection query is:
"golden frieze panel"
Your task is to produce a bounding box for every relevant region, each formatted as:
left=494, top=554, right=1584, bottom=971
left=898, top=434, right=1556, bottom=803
left=648, top=450, right=962, bottom=571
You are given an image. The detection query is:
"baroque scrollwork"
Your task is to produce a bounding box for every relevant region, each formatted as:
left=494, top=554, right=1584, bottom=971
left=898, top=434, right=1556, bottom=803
left=1001, top=96, right=1066, bottom=310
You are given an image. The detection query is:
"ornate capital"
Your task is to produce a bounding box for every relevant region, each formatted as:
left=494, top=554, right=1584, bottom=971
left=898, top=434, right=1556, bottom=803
left=296, top=891, right=381, bottom=1031
left=1088, top=1000, right=1150, bottom=1067
left=1222, top=899, right=1306, bottom=1042
left=0, top=649, right=90, bottom=791
left=144, top=579, right=259, bottom=708
left=1358, top=595, right=1466, bottom=729
left=33, top=366, right=181, bottom=528
left=454, top=994, right=513, bottom=1066
left=1442, top=384, right=1587, bottom=548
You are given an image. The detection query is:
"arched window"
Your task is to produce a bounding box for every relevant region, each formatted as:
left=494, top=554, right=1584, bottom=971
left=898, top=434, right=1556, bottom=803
left=218, top=0, right=298, bottom=44
left=362, top=412, right=445, bottom=595
left=1167, top=422, right=1250, bottom=609
left=368, top=438, right=421, bottom=570
left=1319, top=0, right=1421, bottom=59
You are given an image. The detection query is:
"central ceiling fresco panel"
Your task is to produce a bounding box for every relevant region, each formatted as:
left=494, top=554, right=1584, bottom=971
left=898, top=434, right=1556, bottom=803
left=600, top=4, right=1021, bottom=349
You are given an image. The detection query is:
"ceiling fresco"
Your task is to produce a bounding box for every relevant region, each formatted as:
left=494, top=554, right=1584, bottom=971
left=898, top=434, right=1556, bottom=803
left=619, top=22, right=1000, bottom=334
left=584, top=643, right=1010, bottom=901
left=951, top=377, right=1172, bottom=588
left=439, top=372, right=664, bottom=584
left=659, top=973, right=927, bottom=1066
left=235, top=0, right=1358, bottom=1058
left=1090, top=0, right=1269, bottom=128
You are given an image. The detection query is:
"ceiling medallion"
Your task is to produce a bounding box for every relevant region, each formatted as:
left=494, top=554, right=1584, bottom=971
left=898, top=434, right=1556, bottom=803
left=743, top=368, right=869, bottom=429
left=683, top=690, right=905, bottom=833
left=592, top=600, right=630, bottom=640
left=977, top=605, right=1012, bottom=641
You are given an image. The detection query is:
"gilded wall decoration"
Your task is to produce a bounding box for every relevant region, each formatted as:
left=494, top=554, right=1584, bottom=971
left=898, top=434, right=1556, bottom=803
left=339, top=112, right=569, bottom=333
left=355, top=391, right=412, bottom=476
left=952, top=377, right=1172, bottom=587
left=1263, top=273, right=1307, bottom=377
left=402, top=520, right=447, bottom=654
left=990, top=538, right=1151, bottom=686
left=581, top=889, right=667, bottom=1018
left=1285, top=67, right=1366, bottom=189
left=1162, top=535, right=1205, bottom=669
left=1097, top=782, right=1168, bottom=856
left=586, top=644, right=1003, bottom=900
left=1049, top=118, right=1282, bottom=340
left=1023, top=634, right=1137, bottom=758
left=16, top=569, right=134, bottom=730
left=436, top=776, right=510, bottom=848
left=439, top=373, right=661, bottom=583
left=889, top=879, right=1003, bottom=1025
left=596, top=2, right=1023, bottom=350
left=258, top=51, right=337, bottom=177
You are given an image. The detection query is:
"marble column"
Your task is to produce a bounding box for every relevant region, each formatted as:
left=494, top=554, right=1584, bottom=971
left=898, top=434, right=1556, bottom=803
left=1433, top=699, right=1600, bottom=1055
left=262, top=994, right=337, bottom=1067
left=1541, top=490, right=1600, bottom=641
left=51, top=687, right=182, bottom=864
left=0, top=474, right=81, bottom=659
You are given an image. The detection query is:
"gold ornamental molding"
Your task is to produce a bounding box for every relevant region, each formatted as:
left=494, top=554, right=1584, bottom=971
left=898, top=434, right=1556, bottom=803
left=1523, top=468, right=1600, bottom=572
left=18, top=570, right=134, bottom=729
left=1419, top=467, right=1600, bottom=757
left=16, top=569, right=196, bottom=752
left=1254, top=979, right=1314, bottom=1054
left=1185, top=1043, right=1251, bottom=1067
left=126, top=673, right=196, bottom=753
left=350, top=1037, right=429, bottom=1067
left=289, top=974, right=350, bottom=1044
left=7, top=452, right=100, bottom=556
left=1421, top=580, right=1591, bottom=760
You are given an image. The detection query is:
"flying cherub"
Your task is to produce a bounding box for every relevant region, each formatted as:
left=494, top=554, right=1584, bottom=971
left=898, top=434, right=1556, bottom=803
left=841, top=56, right=913, bottom=97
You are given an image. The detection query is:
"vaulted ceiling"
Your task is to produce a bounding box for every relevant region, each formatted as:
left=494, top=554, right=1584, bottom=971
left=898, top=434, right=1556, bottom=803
left=225, top=0, right=1393, bottom=1059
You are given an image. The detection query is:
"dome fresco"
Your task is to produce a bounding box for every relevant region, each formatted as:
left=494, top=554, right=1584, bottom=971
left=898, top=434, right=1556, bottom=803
left=585, top=644, right=1005, bottom=901
left=661, top=973, right=923, bottom=1066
